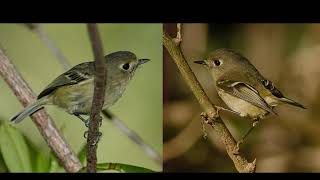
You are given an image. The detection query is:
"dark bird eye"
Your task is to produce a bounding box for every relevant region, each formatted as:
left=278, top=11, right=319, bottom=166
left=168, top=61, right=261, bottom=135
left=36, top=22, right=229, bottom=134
left=213, top=60, right=221, bottom=66
left=122, top=63, right=130, bottom=70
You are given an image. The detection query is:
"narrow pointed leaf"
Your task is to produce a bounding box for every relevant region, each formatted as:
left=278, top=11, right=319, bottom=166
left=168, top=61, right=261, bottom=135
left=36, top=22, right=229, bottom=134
left=0, top=123, right=32, bottom=172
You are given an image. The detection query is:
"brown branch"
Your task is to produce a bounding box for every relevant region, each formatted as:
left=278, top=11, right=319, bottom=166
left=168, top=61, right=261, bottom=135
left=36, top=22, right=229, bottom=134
left=0, top=48, right=82, bottom=172
left=163, top=23, right=256, bottom=173
left=86, top=24, right=107, bottom=173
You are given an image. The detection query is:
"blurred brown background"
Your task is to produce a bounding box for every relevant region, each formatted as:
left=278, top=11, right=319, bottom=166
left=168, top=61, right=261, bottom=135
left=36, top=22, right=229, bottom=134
left=163, top=23, right=320, bottom=172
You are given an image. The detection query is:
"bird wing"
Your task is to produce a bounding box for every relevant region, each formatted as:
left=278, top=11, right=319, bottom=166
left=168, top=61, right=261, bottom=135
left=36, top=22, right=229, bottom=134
left=37, top=62, right=94, bottom=99
left=260, top=79, right=284, bottom=98
left=261, top=79, right=306, bottom=109
left=216, top=79, right=276, bottom=115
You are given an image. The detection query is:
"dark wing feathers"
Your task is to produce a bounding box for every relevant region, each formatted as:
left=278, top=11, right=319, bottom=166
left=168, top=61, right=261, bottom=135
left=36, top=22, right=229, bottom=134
left=217, top=80, right=276, bottom=114
left=37, top=62, right=94, bottom=99
left=261, top=79, right=284, bottom=98
left=261, top=79, right=306, bottom=109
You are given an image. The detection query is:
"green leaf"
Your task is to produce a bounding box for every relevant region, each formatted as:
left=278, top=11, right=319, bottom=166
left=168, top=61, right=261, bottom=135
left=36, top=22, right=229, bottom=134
left=0, top=149, right=8, bottom=172
left=23, top=134, right=43, bottom=172
left=77, top=143, right=87, bottom=164
left=79, top=163, right=155, bottom=173
left=48, top=155, right=60, bottom=172
left=35, top=152, right=50, bottom=172
left=0, top=123, right=32, bottom=172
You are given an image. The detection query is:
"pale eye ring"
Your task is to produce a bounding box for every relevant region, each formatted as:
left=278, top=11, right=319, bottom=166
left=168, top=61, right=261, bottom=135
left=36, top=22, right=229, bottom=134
left=213, top=59, right=222, bottom=66
left=122, top=63, right=130, bottom=70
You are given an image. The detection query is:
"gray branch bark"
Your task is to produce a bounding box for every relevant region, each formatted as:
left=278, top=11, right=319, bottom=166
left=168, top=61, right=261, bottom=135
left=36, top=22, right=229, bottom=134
left=0, top=48, right=82, bottom=172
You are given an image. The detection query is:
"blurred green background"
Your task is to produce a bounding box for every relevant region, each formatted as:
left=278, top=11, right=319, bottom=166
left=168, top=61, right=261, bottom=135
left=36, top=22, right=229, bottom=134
left=164, top=23, right=320, bottom=172
left=0, top=23, right=162, bottom=172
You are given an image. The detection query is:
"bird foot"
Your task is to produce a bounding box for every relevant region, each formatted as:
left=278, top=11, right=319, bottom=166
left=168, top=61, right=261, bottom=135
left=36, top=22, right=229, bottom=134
left=200, top=112, right=216, bottom=125
left=90, top=132, right=103, bottom=146
left=200, top=111, right=221, bottom=139
left=83, top=131, right=103, bottom=146
left=200, top=112, right=212, bottom=139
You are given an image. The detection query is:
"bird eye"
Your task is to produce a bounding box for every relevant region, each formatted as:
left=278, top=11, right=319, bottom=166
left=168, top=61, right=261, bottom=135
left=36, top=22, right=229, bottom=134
left=213, top=59, right=221, bottom=66
left=122, top=63, right=130, bottom=70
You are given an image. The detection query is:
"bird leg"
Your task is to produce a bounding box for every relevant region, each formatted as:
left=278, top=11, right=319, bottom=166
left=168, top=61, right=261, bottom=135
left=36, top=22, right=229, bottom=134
left=74, top=113, right=90, bottom=127
left=200, top=106, right=239, bottom=139
left=200, top=107, right=222, bottom=139
left=233, top=119, right=260, bottom=155
left=215, top=106, right=241, bottom=116
left=74, top=113, right=103, bottom=127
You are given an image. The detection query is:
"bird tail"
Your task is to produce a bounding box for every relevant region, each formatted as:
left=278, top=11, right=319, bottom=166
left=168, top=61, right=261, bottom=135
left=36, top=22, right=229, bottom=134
left=280, top=97, right=306, bottom=109
left=10, top=97, right=49, bottom=123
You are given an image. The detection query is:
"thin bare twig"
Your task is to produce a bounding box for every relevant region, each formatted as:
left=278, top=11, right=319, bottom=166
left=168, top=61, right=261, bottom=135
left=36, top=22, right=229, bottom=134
left=25, top=23, right=71, bottom=71
left=173, top=23, right=182, bottom=44
left=0, top=48, right=82, bottom=172
left=163, top=23, right=256, bottom=173
left=102, top=110, right=162, bottom=166
left=86, top=24, right=106, bottom=173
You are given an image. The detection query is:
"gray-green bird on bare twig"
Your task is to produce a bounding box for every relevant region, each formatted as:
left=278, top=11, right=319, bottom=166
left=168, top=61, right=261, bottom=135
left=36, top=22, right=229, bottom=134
left=11, top=51, right=150, bottom=126
left=194, top=48, right=306, bottom=150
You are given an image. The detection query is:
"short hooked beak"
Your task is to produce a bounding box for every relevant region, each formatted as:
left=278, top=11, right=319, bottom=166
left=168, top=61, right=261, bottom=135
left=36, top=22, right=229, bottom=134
left=194, top=60, right=207, bottom=66
left=138, top=59, right=150, bottom=65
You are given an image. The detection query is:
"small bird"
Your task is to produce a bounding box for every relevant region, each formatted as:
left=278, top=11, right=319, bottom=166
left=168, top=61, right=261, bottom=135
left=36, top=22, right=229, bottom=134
left=194, top=48, right=305, bottom=147
left=11, top=51, right=150, bottom=126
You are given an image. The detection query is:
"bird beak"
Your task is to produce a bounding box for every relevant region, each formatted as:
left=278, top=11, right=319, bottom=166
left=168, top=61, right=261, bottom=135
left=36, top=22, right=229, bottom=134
left=194, top=60, right=207, bottom=66
left=138, top=59, right=150, bottom=65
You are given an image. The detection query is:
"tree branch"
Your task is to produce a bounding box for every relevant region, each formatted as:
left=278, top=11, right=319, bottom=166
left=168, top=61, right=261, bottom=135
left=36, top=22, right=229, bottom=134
left=163, top=23, right=256, bottom=173
left=86, top=24, right=106, bottom=173
left=0, top=48, right=82, bottom=172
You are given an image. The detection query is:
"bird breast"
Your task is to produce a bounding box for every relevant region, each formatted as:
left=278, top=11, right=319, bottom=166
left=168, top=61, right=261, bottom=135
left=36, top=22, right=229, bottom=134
left=50, top=77, right=129, bottom=115
left=217, top=89, right=268, bottom=119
